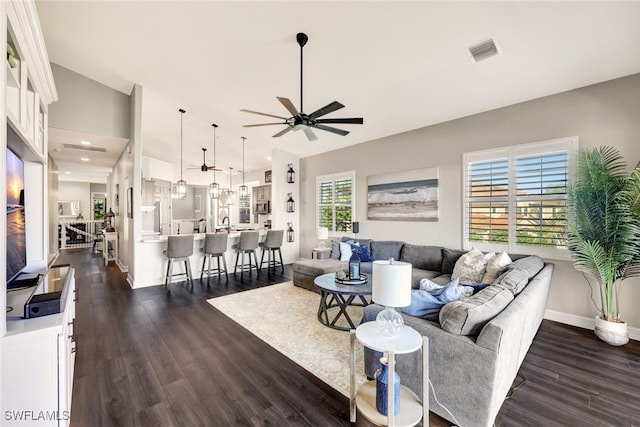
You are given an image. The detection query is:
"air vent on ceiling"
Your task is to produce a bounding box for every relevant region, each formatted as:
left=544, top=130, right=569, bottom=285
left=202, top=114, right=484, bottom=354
left=62, top=143, right=107, bottom=152
left=468, top=37, right=500, bottom=63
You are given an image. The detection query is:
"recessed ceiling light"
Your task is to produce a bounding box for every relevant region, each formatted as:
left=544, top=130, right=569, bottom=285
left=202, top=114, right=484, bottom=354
left=267, top=156, right=272, bottom=161
left=81, top=157, right=89, bottom=161
left=64, top=171, right=71, bottom=175
left=80, top=140, right=91, bottom=145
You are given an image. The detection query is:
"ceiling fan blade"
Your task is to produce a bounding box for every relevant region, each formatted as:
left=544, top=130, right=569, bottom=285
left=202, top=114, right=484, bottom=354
left=315, top=117, right=364, bottom=125
left=277, top=97, right=301, bottom=118
left=303, top=127, right=318, bottom=141
left=207, top=166, right=223, bottom=172
left=313, top=124, right=350, bottom=136
left=240, top=109, right=288, bottom=120
left=273, top=126, right=294, bottom=138
left=308, top=101, right=345, bottom=119
left=243, top=122, right=286, bottom=128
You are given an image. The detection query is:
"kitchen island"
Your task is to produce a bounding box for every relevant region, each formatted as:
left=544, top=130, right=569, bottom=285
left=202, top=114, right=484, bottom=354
left=135, top=230, right=267, bottom=288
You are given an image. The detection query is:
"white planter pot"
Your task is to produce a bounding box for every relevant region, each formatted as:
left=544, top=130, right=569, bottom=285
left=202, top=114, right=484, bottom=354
left=594, top=316, right=629, bottom=346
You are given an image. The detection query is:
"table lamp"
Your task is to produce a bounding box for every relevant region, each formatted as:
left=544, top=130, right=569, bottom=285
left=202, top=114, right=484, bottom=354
left=317, top=226, right=329, bottom=248
left=372, top=259, right=412, bottom=337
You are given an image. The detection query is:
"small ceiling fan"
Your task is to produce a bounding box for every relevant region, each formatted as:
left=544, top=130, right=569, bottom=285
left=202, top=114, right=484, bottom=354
left=241, top=32, right=363, bottom=142
left=188, top=147, right=221, bottom=172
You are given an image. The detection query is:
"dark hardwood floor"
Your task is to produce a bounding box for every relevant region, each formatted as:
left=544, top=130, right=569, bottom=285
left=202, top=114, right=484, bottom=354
left=57, top=248, right=640, bottom=427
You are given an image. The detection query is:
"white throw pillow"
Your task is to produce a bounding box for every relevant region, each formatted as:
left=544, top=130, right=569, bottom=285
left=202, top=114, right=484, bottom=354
left=481, top=251, right=513, bottom=284
left=451, top=248, right=493, bottom=284
left=339, top=242, right=353, bottom=261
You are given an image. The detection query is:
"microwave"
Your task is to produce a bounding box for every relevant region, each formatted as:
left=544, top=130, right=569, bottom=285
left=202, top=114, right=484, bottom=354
left=255, top=201, right=270, bottom=214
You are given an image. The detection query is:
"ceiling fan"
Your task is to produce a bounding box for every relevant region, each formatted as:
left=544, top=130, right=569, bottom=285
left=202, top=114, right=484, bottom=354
left=188, top=147, right=222, bottom=172
left=241, top=32, right=363, bottom=142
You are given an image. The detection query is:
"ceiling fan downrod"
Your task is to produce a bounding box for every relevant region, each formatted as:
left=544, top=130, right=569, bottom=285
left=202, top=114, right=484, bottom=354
left=297, top=32, right=308, bottom=114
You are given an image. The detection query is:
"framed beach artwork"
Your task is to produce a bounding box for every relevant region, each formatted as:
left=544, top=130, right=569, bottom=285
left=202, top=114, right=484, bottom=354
left=367, top=167, right=439, bottom=221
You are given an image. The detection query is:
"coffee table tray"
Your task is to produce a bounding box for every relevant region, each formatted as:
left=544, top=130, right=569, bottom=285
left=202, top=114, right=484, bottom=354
left=335, top=274, right=368, bottom=285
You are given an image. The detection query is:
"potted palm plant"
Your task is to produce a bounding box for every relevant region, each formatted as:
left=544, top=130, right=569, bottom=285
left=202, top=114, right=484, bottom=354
left=567, top=146, right=640, bottom=345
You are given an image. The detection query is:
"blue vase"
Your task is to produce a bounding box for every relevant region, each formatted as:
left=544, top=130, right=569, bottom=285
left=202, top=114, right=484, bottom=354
left=375, top=357, right=400, bottom=416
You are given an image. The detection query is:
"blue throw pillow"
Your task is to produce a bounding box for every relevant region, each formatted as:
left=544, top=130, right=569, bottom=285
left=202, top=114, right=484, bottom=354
left=349, top=243, right=372, bottom=262
left=402, top=279, right=462, bottom=321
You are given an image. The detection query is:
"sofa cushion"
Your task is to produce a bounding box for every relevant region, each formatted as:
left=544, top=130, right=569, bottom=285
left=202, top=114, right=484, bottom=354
left=293, top=258, right=346, bottom=276
left=494, top=255, right=544, bottom=295
left=439, top=284, right=514, bottom=335
left=330, top=240, right=341, bottom=259
left=451, top=248, right=493, bottom=284
left=400, top=244, right=443, bottom=271
left=370, top=240, right=404, bottom=261
left=411, top=269, right=441, bottom=289
left=482, top=251, right=513, bottom=284
left=430, top=273, right=453, bottom=286
left=441, top=249, right=466, bottom=274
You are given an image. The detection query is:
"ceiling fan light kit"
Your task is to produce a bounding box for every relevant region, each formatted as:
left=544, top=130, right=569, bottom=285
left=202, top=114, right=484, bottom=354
left=242, top=32, right=363, bottom=141
left=209, top=123, right=220, bottom=199
left=175, top=108, right=187, bottom=200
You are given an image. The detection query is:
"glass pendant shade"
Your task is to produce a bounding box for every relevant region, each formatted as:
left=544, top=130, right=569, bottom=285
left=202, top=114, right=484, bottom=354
left=239, top=184, right=249, bottom=197
left=176, top=179, right=187, bottom=199
left=209, top=182, right=220, bottom=199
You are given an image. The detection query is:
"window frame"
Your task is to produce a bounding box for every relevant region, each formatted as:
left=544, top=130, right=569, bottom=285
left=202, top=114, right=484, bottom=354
left=316, top=171, right=356, bottom=233
left=462, top=137, right=578, bottom=260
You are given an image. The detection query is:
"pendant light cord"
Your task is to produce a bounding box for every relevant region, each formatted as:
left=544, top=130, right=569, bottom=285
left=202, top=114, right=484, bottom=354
left=241, top=137, right=246, bottom=186
left=179, top=108, right=186, bottom=181
left=212, top=123, right=217, bottom=182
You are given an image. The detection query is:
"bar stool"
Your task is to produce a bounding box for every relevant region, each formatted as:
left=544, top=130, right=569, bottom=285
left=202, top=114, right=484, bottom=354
left=259, top=229, right=284, bottom=274
left=164, top=234, right=194, bottom=290
left=233, top=231, right=260, bottom=280
left=201, top=233, right=228, bottom=283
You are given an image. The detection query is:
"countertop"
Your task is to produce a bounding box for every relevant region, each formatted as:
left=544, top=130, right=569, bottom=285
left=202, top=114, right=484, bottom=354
left=140, top=230, right=267, bottom=243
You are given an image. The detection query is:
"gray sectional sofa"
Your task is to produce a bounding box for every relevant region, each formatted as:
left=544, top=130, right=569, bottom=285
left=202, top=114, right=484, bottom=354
left=292, top=238, right=554, bottom=427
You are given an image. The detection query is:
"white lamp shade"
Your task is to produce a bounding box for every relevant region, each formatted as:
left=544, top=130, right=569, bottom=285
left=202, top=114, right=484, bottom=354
left=372, top=260, right=412, bottom=307
left=317, top=226, right=329, bottom=240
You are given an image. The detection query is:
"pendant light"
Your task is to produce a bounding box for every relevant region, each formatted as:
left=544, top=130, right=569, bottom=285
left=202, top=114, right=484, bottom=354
left=221, top=167, right=236, bottom=206
left=209, top=123, right=220, bottom=199
left=239, top=137, right=248, bottom=197
left=175, top=108, right=187, bottom=199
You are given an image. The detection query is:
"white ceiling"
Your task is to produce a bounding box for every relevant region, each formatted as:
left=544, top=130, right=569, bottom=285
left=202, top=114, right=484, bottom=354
left=36, top=1, right=640, bottom=184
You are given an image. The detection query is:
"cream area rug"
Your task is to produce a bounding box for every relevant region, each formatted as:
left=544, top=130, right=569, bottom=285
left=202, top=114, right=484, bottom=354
left=207, top=282, right=367, bottom=397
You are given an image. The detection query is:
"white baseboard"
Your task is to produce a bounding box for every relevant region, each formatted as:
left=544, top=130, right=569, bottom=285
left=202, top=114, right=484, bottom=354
left=116, top=260, right=128, bottom=273
left=544, top=309, right=640, bottom=341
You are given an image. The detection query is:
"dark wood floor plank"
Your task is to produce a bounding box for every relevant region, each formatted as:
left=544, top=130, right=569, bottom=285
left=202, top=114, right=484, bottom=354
left=58, top=248, right=640, bottom=427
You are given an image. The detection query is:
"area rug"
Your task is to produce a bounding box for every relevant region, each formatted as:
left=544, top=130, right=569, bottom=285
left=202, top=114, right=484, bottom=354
left=207, top=282, right=367, bottom=397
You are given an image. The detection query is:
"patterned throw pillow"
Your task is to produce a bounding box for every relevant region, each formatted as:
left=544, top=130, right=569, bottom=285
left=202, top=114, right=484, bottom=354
left=349, top=243, right=372, bottom=262
left=339, top=242, right=352, bottom=261
left=481, top=251, right=513, bottom=284
left=451, top=248, right=493, bottom=284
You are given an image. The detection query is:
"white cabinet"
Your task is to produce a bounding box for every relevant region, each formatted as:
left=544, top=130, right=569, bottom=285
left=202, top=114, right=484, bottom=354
left=1, top=266, right=77, bottom=427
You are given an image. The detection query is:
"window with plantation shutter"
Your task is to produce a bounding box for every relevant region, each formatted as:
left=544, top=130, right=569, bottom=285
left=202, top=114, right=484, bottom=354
left=316, top=171, right=355, bottom=232
left=463, top=137, right=577, bottom=259
left=239, top=193, right=250, bottom=224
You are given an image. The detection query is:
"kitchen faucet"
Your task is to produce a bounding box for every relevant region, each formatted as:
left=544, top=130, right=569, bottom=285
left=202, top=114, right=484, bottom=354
left=222, top=216, right=230, bottom=233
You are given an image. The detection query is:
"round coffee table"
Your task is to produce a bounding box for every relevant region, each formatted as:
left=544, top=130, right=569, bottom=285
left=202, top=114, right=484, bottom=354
left=314, top=272, right=372, bottom=331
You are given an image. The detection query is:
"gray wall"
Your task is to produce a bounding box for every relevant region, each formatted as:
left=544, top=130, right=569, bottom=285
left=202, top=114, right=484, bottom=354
left=300, top=73, right=640, bottom=328
left=49, top=63, right=130, bottom=139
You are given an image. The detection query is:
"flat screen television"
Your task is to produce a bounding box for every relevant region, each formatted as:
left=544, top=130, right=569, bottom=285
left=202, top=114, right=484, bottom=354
left=6, top=147, right=26, bottom=283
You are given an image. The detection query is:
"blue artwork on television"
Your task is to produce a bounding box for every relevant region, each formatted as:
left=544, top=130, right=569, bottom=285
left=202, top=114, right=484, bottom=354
left=6, top=147, right=26, bottom=283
